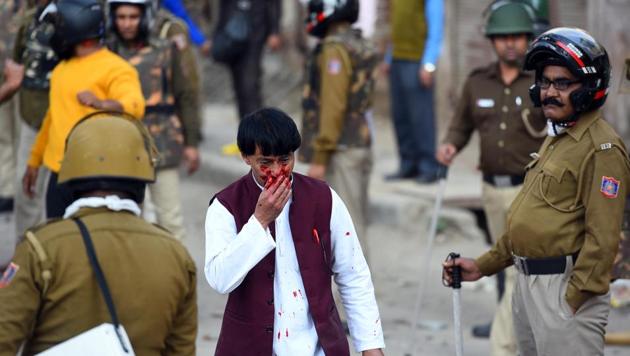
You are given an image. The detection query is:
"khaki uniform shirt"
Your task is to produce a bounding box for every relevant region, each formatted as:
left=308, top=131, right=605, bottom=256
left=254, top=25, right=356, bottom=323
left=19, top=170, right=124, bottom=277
left=444, top=63, right=547, bottom=176
left=0, top=207, right=198, bottom=355
left=476, top=110, right=630, bottom=310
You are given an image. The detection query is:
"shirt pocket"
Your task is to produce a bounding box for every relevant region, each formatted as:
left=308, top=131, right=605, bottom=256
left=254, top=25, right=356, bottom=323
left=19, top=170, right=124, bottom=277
left=538, top=161, right=582, bottom=212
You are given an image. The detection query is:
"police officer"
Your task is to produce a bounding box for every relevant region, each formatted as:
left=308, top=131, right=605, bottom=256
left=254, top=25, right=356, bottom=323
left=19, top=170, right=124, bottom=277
left=435, top=2, right=546, bottom=354
left=107, top=0, right=201, bottom=240
left=153, top=0, right=201, bottom=132
left=0, top=112, right=197, bottom=354
left=443, top=28, right=630, bottom=355
left=12, top=0, right=59, bottom=238
left=299, top=0, right=378, bottom=261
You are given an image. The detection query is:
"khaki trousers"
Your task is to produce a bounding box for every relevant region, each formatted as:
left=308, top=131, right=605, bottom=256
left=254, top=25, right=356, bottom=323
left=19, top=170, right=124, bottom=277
left=513, top=257, right=610, bottom=356
left=146, top=168, right=185, bottom=240
left=325, top=147, right=372, bottom=262
left=481, top=183, right=522, bottom=356
left=0, top=99, right=17, bottom=198
left=14, top=121, right=48, bottom=236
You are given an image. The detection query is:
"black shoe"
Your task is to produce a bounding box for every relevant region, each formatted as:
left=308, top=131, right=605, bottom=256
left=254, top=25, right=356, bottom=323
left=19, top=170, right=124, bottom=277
left=0, top=197, right=13, bottom=213
left=415, top=173, right=439, bottom=184
left=472, top=322, right=492, bottom=338
left=384, top=167, right=418, bottom=181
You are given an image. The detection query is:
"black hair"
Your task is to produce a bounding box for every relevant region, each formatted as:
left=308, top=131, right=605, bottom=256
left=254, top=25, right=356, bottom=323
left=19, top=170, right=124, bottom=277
left=237, top=107, right=301, bottom=156
left=66, top=178, right=147, bottom=204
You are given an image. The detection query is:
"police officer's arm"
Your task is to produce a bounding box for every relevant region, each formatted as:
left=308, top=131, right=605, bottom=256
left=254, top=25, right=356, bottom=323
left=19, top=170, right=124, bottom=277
left=171, top=41, right=200, bottom=149
left=166, top=20, right=201, bottom=109
left=312, top=44, right=351, bottom=166
left=0, top=242, right=45, bottom=352
left=165, top=255, right=198, bottom=355
left=567, top=146, right=630, bottom=311
left=442, top=77, right=475, bottom=152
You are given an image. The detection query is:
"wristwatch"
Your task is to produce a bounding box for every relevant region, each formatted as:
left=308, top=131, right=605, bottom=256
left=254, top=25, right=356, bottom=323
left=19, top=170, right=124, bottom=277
left=423, top=63, right=436, bottom=73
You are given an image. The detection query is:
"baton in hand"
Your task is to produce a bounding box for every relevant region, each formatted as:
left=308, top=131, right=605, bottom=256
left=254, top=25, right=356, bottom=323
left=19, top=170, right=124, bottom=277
left=447, top=252, right=464, bottom=356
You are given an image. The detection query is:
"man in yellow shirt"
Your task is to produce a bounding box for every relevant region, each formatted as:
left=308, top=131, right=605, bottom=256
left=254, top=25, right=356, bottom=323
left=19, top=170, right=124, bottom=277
left=22, top=0, right=145, bottom=219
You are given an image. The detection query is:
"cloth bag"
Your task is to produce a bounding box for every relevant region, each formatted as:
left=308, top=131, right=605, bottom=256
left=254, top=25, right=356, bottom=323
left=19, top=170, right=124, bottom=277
left=211, top=0, right=251, bottom=63
left=37, top=218, right=135, bottom=356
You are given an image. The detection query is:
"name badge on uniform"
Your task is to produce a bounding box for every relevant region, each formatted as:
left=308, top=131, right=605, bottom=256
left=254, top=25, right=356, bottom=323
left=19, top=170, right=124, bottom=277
left=601, top=176, right=620, bottom=198
left=477, top=99, right=495, bottom=108
left=327, top=59, right=342, bottom=75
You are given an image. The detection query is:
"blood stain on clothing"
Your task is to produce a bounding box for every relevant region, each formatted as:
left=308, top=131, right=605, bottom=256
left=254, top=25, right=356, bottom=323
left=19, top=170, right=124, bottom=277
left=293, top=290, right=298, bottom=298
left=277, top=331, right=281, bottom=340
left=345, top=231, right=351, bottom=236
left=298, top=289, right=303, bottom=298
left=285, top=328, right=289, bottom=337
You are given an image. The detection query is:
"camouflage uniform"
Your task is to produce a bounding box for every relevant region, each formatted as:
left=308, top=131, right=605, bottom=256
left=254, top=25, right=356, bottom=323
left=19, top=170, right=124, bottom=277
left=12, top=5, right=58, bottom=236
left=299, top=24, right=378, bottom=261
left=109, top=11, right=200, bottom=240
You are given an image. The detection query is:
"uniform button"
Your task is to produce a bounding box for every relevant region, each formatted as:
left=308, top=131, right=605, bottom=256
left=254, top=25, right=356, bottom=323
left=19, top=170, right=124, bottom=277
left=500, top=122, right=507, bottom=130
left=549, top=145, right=554, bottom=150
left=502, top=105, right=508, bottom=113
left=498, top=140, right=504, bottom=148
left=504, top=88, right=511, bottom=95
left=267, top=299, right=274, bottom=305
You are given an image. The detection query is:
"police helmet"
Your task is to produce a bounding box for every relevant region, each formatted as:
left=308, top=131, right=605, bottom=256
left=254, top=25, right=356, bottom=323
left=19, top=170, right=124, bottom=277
left=524, top=27, right=610, bottom=114
left=41, top=0, right=105, bottom=59
left=58, top=112, right=157, bottom=202
left=305, top=0, right=359, bottom=38
left=484, top=0, right=536, bottom=37
left=107, top=0, right=156, bottom=42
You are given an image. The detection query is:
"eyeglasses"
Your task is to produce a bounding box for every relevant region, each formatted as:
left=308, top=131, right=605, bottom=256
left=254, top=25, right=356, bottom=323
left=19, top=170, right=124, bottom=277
left=537, top=77, right=581, bottom=91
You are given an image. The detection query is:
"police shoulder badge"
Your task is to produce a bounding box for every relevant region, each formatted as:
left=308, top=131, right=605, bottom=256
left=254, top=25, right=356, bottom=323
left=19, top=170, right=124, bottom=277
left=601, top=176, right=620, bottom=198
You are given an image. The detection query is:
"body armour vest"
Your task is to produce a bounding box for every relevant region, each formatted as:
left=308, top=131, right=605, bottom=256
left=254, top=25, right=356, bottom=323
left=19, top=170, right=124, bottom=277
left=212, top=172, right=349, bottom=356
left=20, top=8, right=58, bottom=91
left=110, top=38, right=184, bottom=169
left=300, top=27, right=378, bottom=163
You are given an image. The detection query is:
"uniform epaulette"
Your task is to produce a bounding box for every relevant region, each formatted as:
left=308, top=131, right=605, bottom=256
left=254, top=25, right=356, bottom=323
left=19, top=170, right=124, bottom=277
left=587, top=121, right=625, bottom=153
left=23, top=229, right=53, bottom=295
left=157, top=10, right=189, bottom=40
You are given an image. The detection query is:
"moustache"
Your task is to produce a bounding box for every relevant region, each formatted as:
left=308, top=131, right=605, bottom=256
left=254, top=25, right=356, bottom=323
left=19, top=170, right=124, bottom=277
left=542, top=97, right=564, bottom=107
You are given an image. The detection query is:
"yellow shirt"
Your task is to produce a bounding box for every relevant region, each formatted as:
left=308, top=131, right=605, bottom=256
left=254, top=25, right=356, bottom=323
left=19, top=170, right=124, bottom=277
left=28, top=47, right=145, bottom=172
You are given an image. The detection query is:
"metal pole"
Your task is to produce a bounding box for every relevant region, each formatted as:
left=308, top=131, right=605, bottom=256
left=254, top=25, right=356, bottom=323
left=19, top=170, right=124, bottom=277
left=406, top=166, right=448, bottom=355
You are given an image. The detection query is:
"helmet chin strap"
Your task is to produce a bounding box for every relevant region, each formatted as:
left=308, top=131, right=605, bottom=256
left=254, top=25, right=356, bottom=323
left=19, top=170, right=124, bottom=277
left=548, top=112, right=578, bottom=136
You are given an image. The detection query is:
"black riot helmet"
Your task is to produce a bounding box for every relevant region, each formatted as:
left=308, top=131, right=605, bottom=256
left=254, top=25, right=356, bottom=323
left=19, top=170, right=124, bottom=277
left=41, top=0, right=105, bottom=59
left=524, top=27, right=611, bottom=116
left=305, top=0, right=359, bottom=38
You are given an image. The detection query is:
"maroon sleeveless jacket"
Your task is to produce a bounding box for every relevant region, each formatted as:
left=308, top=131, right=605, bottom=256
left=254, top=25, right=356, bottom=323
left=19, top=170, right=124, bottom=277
left=212, top=172, right=349, bottom=356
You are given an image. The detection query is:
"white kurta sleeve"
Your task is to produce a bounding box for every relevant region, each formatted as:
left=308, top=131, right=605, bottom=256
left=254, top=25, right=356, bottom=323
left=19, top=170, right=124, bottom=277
left=329, top=188, right=385, bottom=352
left=204, top=199, right=276, bottom=294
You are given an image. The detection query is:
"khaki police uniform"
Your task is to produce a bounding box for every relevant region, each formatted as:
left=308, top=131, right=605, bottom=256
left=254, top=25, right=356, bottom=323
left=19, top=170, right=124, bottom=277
left=476, top=109, right=630, bottom=355
left=443, top=62, right=546, bottom=355
left=299, top=23, right=377, bottom=261
left=0, top=207, right=198, bottom=355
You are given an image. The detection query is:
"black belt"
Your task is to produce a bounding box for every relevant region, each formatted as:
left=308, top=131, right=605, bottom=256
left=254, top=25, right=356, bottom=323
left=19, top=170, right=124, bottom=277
left=145, top=104, right=176, bottom=114
left=483, top=174, right=525, bottom=187
left=512, top=252, right=579, bottom=275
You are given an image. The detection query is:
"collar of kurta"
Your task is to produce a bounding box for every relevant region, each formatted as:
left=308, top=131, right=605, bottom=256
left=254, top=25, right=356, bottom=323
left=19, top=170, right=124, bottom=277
left=566, top=109, right=602, bottom=142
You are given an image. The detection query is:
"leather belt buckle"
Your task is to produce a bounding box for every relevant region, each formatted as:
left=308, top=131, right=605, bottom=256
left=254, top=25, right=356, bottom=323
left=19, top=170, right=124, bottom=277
left=512, top=254, right=529, bottom=275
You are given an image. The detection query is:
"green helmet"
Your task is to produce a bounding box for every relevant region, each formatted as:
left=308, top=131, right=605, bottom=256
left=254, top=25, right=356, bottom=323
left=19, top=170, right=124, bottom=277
left=58, top=111, right=157, bottom=184
left=484, top=1, right=536, bottom=37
